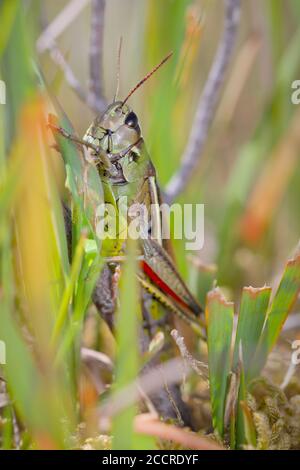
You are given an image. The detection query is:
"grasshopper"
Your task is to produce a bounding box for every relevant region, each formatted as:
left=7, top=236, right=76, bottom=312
left=50, top=53, right=204, bottom=335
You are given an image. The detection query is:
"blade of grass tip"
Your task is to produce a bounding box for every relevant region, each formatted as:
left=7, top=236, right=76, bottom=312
left=112, top=238, right=142, bottom=450
left=265, top=253, right=300, bottom=345
left=232, top=286, right=271, bottom=378
left=252, top=253, right=300, bottom=376
left=51, top=233, right=86, bottom=346
left=205, top=288, right=234, bottom=438
left=188, top=257, right=217, bottom=307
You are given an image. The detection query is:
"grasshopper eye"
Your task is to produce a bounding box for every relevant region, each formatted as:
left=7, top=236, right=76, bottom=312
left=125, top=111, right=138, bottom=128
left=129, top=151, right=139, bottom=163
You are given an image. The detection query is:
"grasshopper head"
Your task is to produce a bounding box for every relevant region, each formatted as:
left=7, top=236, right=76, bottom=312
left=83, top=101, right=149, bottom=185
left=82, top=53, right=172, bottom=184
left=83, top=101, right=141, bottom=157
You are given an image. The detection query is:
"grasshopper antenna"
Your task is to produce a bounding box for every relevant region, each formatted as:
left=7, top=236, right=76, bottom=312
left=114, top=37, right=123, bottom=102
left=122, top=51, right=173, bottom=105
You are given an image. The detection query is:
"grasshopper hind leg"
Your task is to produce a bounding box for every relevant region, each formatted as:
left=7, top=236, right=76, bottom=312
left=93, top=264, right=117, bottom=331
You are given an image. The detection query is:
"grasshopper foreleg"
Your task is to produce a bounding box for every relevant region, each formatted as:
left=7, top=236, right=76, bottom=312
left=48, top=114, right=112, bottom=169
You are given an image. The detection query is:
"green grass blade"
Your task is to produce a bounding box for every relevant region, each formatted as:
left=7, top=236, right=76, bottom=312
left=265, top=254, right=300, bottom=347
left=253, top=253, right=300, bottom=376
left=0, top=174, right=75, bottom=448
left=233, top=348, right=257, bottom=449
left=49, top=113, right=103, bottom=245
left=112, top=239, right=141, bottom=450
left=232, top=286, right=271, bottom=447
left=1, top=3, right=35, bottom=140
left=55, top=240, right=103, bottom=365
left=240, top=400, right=257, bottom=449
left=0, top=0, right=18, bottom=58
left=52, top=234, right=86, bottom=346
left=206, top=288, right=234, bottom=437
left=145, top=0, right=192, bottom=184
left=233, top=286, right=271, bottom=378
left=189, top=261, right=217, bottom=307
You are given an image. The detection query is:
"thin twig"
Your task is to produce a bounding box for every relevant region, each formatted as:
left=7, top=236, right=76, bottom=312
left=37, top=0, right=107, bottom=114
left=165, top=0, right=241, bottom=202
left=49, top=41, right=103, bottom=114
left=137, top=385, right=158, bottom=417
left=81, top=347, right=113, bottom=370
left=171, top=329, right=208, bottom=381
left=113, top=36, right=123, bottom=102
left=89, top=0, right=106, bottom=113
left=163, top=379, right=184, bottom=426
left=280, top=358, right=297, bottom=390
left=37, top=0, right=90, bottom=53
left=48, top=41, right=89, bottom=104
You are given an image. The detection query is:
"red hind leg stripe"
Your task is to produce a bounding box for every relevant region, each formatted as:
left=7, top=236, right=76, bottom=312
left=141, top=260, right=189, bottom=311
